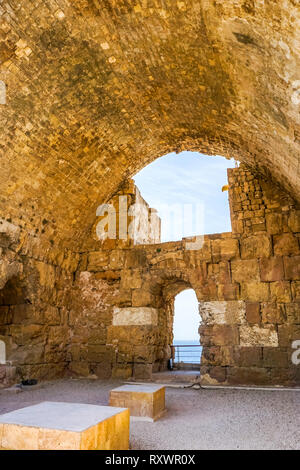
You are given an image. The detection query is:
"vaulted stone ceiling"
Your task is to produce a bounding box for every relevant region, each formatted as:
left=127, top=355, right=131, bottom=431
left=0, top=0, right=299, bottom=249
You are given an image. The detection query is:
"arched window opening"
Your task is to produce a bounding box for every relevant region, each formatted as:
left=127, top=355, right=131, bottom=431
left=172, top=289, right=202, bottom=371
left=134, top=151, right=237, bottom=243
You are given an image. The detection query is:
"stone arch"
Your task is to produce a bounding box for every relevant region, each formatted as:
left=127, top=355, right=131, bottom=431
left=0, top=1, right=299, bottom=252
left=147, top=272, right=202, bottom=372
left=172, top=287, right=202, bottom=369
left=0, top=2, right=299, bottom=388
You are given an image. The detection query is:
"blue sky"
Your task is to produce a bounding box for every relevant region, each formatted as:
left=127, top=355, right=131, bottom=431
left=133, top=151, right=236, bottom=340
left=134, top=151, right=236, bottom=240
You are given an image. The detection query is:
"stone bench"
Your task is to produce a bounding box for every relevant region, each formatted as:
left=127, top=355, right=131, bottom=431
left=0, top=401, right=129, bottom=450
left=109, top=384, right=166, bottom=422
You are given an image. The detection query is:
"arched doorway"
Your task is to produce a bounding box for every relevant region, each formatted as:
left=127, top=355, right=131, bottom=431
left=172, top=289, right=202, bottom=371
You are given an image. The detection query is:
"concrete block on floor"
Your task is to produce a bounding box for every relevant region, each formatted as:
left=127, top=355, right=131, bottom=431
left=109, top=384, right=166, bottom=422
left=0, top=401, right=129, bottom=450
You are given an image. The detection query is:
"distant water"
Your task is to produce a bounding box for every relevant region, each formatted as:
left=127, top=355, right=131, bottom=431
left=173, top=339, right=202, bottom=364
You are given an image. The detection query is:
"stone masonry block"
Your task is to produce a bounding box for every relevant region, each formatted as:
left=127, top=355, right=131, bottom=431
left=260, top=257, right=284, bottom=282
left=112, top=307, right=158, bottom=326
left=273, top=233, right=299, bottom=256
left=0, top=402, right=129, bottom=450
left=239, top=324, right=278, bottom=347
left=241, top=282, right=270, bottom=302
left=240, top=234, right=272, bottom=259
left=284, top=256, right=300, bottom=280
left=245, top=302, right=261, bottom=324
left=231, top=259, right=260, bottom=282
left=110, top=384, right=166, bottom=422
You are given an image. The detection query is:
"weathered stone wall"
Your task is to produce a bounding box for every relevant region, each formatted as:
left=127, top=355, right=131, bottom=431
left=1, top=1, right=300, bottom=388
left=1, top=166, right=299, bottom=387
left=86, top=179, right=161, bottom=251
left=0, top=220, right=79, bottom=387
left=0, top=1, right=299, bottom=254
left=73, top=166, right=300, bottom=386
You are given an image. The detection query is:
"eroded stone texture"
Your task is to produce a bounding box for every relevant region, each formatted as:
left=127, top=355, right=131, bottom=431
left=112, top=307, right=158, bottom=326
left=1, top=165, right=299, bottom=387
left=0, top=1, right=299, bottom=252
left=0, top=1, right=300, bottom=388
left=0, top=217, right=80, bottom=387
left=71, top=167, right=299, bottom=386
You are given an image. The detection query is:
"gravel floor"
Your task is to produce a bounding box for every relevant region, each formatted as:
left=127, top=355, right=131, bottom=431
left=0, top=379, right=299, bottom=450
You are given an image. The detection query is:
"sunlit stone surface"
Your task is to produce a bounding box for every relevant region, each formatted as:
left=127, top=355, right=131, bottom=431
left=0, top=402, right=130, bottom=450
left=110, top=385, right=166, bottom=422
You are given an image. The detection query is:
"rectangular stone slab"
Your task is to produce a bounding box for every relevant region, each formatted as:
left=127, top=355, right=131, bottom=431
left=0, top=401, right=130, bottom=450
left=109, top=384, right=166, bottom=422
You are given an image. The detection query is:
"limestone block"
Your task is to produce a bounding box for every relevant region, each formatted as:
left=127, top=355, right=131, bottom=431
left=87, top=251, right=109, bottom=271
left=120, top=269, right=143, bottom=289
left=131, top=289, right=154, bottom=307
left=273, top=233, right=299, bottom=256
left=110, top=384, right=166, bottom=422
left=285, top=303, right=300, bottom=324
left=124, top=249, right=148, bottom=268
left=227, top=367, right=270, bottom=386
left=288, top=210, right=300, bottom=233
left=109, top=250, right=125, bottom=270
left=201, top=325, right=239, bottom=346
left=291, top=281, right=300, bottom=300
left=107, top=325, right=157, bottom=345
left=261, top=303, right=286, bottom=324
left=240, top=234, right=272, bottom=259
left=260, top=257, right=284, bottom=282
left=133, top=363, right=153, bottom=380
left=199, top=300, right=246, bottom=325
left=217, top=282, right=240, bottom=301
left=201, top=346, right=223, bottom=366
left=184, top=240, right=212, bottom=264
left=113, top=307, right=158, bottom=326
left=277, top=324, right=300, bottom=347
left=231, top=259, right=260, bottom=282
left=265, top=212, right=283, bottom=234
left=241, top=281, right=270, bottom=302
left=262, top=348, right=288, bottom=368
left=270, top=281, right=291, bottom=303
left=232, top=347, right=262, bottom=368
left=34, top=261, right=56, bottom=288
left=245, top=302, right=261, bottom=324
left=211, top=325, right=239, bottom=346
left=149, top=251, right=185, bottom=267
left=239, top=325, right=278, bottom=347
left=219, top=238, right=240, bottom=260
left=111, top=364, right=133, bottom=380
left=283, top=256, right=300, bottom=280
left=0, top=402, right=129, bottom=450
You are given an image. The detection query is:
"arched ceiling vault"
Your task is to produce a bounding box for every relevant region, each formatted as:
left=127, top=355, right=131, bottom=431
left=0, top=0, right=299, bottom=250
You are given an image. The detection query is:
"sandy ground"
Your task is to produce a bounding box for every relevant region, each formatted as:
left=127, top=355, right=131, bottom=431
left=0, top=378, right=299, bottom=450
